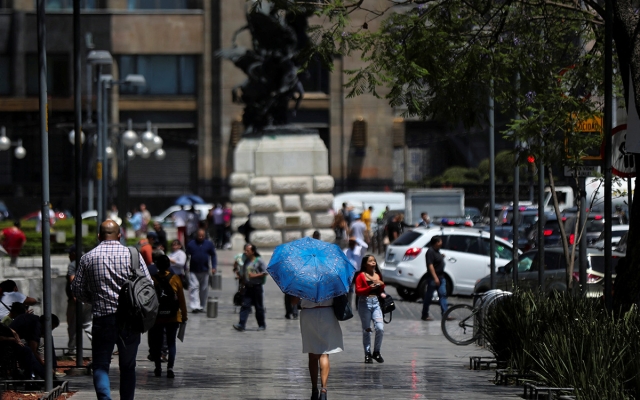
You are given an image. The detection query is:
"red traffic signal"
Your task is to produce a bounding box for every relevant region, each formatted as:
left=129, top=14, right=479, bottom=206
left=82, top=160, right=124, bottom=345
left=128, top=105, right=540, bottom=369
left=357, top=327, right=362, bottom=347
left=527, top=155, right=535, bottom=163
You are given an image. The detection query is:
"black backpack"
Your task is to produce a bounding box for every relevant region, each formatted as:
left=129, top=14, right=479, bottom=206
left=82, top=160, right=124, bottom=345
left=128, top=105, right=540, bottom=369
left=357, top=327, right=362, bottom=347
left=155, top=272, right=179, bottom=318
left=116, top=247, right=159, bottom=333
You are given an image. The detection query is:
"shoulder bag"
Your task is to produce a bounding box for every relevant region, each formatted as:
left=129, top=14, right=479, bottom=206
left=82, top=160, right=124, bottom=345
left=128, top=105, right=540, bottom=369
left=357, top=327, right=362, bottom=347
left=377, top=293, right=396, bottom=324
left=332, top=294, right=353, bottom=321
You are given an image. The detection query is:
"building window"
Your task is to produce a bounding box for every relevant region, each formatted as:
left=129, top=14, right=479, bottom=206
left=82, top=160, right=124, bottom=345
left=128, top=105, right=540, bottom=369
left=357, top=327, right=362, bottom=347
left=127, top=0, right=192, bottom=9
left=299, top=57, right=329, bottom=94
left=25, top=54, right=71, bottom=97
left=37, top=0, right=96, bottom=9
left=0, top=56, right=10, bottom=95
left=119, top=55, right=196, bottom=95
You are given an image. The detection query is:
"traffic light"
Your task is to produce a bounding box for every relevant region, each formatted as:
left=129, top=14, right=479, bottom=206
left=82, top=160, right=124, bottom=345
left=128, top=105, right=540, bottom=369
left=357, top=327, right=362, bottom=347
left=527, top=155, right=535, bottom=164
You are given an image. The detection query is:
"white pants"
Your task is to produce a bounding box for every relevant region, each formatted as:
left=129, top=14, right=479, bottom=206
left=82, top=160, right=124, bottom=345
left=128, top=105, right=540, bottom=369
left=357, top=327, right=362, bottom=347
left=189, top=271, right=210, bottom=311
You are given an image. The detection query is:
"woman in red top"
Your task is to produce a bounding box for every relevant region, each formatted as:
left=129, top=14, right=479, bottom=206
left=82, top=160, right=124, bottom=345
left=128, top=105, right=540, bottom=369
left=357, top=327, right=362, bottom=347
left=354, top=254, right=386, bottom=363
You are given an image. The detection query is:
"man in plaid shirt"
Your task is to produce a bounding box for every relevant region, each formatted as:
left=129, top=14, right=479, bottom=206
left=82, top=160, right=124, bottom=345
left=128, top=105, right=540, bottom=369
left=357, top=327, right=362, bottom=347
left=72, top=220, right=150, bottom=400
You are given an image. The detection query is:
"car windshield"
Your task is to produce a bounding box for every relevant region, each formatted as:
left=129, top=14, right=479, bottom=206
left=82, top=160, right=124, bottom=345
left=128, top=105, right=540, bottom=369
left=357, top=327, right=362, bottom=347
left=392, top=231, right=422, bottom=246
left=589, top=255, right=620, bottom=275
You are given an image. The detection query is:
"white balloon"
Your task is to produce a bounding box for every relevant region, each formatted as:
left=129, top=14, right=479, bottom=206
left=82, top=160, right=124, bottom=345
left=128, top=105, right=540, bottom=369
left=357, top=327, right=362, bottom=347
left=154, top=148, right=166, bottom=160
left=134, top=142, right=145, bottom=155
left=122, top=130, right=138, bottom=147
left=127, top=149, right=135, bottom=160
left=105, top=146, right=114, bottom=159
left=0, top=136, right=10, bottom=151
left=140, top=146, right=150, bottom=159
left=152, top=135, right=163, bottom=150
left=14, top=146, right=26, bottom=159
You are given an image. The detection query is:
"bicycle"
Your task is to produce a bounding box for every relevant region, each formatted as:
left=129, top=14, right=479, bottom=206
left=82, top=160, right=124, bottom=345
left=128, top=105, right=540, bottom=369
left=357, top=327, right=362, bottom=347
left=441, top=289, right=511, bottom=345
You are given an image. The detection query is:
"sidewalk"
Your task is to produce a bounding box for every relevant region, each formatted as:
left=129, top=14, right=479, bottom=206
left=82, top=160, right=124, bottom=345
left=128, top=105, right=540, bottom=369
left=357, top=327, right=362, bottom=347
left=55, top=249, right=521, bottom=399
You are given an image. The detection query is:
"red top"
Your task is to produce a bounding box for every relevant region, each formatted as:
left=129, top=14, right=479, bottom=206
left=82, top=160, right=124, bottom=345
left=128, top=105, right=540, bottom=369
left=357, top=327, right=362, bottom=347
left=355, top=272, right=386, bottom=297
left=138, top=240, right=153, bottom=266
left=2, top=227, right=26, bottom=257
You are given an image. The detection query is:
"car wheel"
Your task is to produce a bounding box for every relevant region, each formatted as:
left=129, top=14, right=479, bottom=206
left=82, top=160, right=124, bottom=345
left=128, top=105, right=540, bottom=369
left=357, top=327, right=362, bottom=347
left=396, top=285, right=420, bottom=302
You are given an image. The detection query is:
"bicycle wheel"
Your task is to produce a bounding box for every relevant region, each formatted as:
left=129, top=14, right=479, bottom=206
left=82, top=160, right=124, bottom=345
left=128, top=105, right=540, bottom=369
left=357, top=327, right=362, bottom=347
left=441, top=304, right=479, bottom=345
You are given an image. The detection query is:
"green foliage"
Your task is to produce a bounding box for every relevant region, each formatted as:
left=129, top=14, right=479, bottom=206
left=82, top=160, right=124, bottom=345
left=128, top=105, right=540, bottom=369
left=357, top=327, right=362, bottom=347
left=0, top=218, right=99, bottom=255
left=428, top=166, right=481, bottom=185
left=483, top=291, right=640, bottom=399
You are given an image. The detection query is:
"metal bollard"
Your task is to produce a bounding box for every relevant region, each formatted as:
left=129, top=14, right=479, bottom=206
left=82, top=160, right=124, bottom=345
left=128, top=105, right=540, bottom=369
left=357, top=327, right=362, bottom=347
left=207, top=297, right=218, bottom=318
left=210, top=273, right=222, bottom=290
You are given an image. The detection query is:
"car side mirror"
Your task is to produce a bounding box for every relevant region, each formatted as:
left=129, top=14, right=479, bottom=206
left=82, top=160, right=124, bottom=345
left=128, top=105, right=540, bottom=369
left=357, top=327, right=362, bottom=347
left=498, top=266, right=505, bottom=274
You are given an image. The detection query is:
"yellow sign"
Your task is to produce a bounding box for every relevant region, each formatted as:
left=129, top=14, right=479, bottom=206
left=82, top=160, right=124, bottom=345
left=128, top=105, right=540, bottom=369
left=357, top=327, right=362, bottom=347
left=565, top=115, right=603, bottom=160
left=96, top=162, right=102, bottom=180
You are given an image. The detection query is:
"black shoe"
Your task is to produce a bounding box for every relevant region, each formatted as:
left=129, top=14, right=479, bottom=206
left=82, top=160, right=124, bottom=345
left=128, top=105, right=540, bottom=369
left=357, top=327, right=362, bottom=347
left=364, top=353, right=373, bottom=363
left=372, top=352, right=384, bottom=363
left=319, top=389, right=327, bottom=400
left=167, top=369, right=175, bottom=379
left=192, top=309, right=200, bottom=314
left=285, top=314, right=291, bottom=320
left=311, top=387, right=319, bottom=400
left=154, top=368, right=161, bottom=377
left=233, top=324, right=245, bottom=332
left=292, top=314, right=298, bottom=319
left=421, top=316, right=434, bottom=321
left=257, top=326, right=266, bottom=331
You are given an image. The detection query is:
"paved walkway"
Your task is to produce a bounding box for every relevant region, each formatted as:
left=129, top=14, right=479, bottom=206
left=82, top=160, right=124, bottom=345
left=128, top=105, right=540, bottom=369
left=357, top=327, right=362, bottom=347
left=54, top=250, right=521, bottom=399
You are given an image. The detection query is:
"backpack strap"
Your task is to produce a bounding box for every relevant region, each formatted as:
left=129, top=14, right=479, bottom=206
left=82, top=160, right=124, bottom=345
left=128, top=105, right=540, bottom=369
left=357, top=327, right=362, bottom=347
left=128, top=246, right=140, bottom=274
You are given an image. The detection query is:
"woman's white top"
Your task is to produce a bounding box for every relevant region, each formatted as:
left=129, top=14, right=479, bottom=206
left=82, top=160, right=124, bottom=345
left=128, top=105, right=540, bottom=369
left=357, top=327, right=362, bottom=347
left=168, top=249, right=187, bottom=275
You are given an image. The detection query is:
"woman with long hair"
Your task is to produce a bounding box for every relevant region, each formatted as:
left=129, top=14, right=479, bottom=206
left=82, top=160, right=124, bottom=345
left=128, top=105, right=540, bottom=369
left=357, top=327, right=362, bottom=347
left=354, top=254, right=386, bottom=363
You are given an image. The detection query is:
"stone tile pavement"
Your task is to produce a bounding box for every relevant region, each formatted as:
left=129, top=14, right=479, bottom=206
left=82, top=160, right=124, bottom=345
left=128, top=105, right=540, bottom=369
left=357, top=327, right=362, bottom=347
left=54, top=249, right=522, bottom=399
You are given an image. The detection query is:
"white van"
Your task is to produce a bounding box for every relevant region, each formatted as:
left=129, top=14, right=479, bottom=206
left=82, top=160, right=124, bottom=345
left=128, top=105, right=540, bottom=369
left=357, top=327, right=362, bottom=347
left=332, top=192, right=405, bottom=223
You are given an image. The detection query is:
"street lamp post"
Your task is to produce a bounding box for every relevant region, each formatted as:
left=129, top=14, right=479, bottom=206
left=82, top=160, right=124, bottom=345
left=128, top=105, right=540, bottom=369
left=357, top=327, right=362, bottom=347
left=0, top=127, right=27, bottom=159
left=87, top=50, right=112, bottom=225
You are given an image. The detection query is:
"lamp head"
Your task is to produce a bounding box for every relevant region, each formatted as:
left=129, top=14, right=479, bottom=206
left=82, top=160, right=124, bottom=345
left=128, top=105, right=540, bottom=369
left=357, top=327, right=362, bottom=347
left=87, top=50, right=113, bottom=65
left=124, top=74, right=146, bottom=87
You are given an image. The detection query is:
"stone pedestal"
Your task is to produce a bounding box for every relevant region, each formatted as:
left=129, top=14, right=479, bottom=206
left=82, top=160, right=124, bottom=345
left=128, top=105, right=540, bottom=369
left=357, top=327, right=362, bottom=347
left=230, top=129, right=336, bottom=251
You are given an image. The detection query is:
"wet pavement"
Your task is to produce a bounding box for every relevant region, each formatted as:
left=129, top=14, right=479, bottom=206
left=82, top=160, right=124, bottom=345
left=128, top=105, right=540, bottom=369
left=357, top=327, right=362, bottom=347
left=55, top=249, right=521, bottom=399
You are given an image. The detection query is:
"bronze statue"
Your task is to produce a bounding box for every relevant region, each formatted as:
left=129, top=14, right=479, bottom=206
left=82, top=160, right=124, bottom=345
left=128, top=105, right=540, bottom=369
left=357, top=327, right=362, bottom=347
left=218, top=2, right=314, bottom=135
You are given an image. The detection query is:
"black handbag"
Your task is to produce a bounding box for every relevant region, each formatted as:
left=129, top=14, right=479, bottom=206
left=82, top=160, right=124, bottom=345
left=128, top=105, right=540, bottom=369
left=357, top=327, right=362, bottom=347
left=378, top=294, right=395, bottom=324
left=332, top=294, right=353, bottom=321
left=233, top=291, right=243, bottom=306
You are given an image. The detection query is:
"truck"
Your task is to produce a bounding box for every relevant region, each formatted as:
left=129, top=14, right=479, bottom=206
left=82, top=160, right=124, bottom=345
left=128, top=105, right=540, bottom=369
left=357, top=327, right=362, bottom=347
left=405, top=188, right=465, bottom=225
left=544, top=177, right=635, bottom=213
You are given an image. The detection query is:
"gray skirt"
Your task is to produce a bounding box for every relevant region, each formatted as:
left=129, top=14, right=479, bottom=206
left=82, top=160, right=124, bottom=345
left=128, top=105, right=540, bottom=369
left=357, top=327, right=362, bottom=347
left=300, top=308, right=344, bottom=354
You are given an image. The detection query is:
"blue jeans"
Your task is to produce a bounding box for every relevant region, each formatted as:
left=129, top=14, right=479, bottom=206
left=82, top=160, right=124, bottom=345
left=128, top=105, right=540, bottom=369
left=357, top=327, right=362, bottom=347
left=357, top=296, right=384, bottom=355
left=92, top=314, right=141, bottom=400
left=149, top=322, right=179, bottom=370
left=238, top=285, right=265, bottom=329
left=421, top=277, right=449, bottom=318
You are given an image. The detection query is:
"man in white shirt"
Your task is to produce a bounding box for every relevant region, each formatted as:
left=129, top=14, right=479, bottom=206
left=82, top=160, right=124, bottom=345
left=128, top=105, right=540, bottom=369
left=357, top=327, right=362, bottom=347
left=349, top=214, right=369, bottom=244
left=343, top=237, right=363, bottom=306
left=0, top=280, right=37, bottom=319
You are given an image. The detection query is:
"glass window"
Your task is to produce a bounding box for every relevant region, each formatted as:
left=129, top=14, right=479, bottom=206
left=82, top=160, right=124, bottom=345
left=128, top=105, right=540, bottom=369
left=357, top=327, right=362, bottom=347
left=26, top=54, right=70, bottom=97
left=128, top=0, right=188, bottom=9
left=481, top=239, right=513, bottom=260
left=117, top=55, right=196, bottom=95
left=299, top=57, right=329, bottom=94
left=41, top=0, right=96, bottom=9
left=392, top=231, right=421, bottom=246
left=0, top=55, right=10, bottom=95
left=517, top=253, right=536, bottom=272
left=443, top=235, right=478, bottom=253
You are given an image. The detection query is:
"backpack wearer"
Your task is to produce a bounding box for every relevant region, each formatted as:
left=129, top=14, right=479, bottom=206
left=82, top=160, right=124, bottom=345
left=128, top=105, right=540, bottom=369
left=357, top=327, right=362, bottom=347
left=155, top=272, right=179, bottom=318
left=116, top=247, right=159, bottom=333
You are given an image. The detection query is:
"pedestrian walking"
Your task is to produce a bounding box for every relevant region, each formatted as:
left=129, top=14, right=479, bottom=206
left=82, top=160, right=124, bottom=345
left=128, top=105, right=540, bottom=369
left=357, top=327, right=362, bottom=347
left=211, top=204, right=224, bottom=249
left=1, top=220, right=26, bottom=266
left=139, top=203, right=151, bottom=234
left=168, top=240, right=187, bottom=277
left=421, top=236, right=451, bottom=321
left=361, top=206, right=373, bottom=243
left=233, top=243, right=267, bottom=331
left=185, top=206, right=200, bottom=242
left=298, top=295, right=343, bottom=400
left=173, top=206, right=188, bottom=245
left=355, top=254, right=386, bottom=364
left=149, top=255, right=187, bottom=379
left=128, top=208, right=143, bottom=238
left=71, top=220, right=151, bottom=400
left=222, top=203, right=233, bottom=249
left=185, top=229, right=217, bottom=313
left=153, top=221, right=168, bottom=252
left=343, top=237, right=363, bottom=305
left=349, top=214, right=368, bottom=244
left=65, top=245, right=92, bottom=356
left=416, top=212, right=432, bottom=228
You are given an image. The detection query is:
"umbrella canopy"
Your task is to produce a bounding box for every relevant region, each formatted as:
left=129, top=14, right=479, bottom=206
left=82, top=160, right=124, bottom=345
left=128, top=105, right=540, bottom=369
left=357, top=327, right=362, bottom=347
left=175, top=194, right=205, bottom=206
left=267, top=237, right=357, bottom=303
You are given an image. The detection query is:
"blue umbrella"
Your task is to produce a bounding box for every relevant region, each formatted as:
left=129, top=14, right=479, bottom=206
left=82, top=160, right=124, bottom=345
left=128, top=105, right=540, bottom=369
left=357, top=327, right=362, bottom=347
left=267, top=237, right=357, bottom=303
left=175, top=194, right=205, bottom=206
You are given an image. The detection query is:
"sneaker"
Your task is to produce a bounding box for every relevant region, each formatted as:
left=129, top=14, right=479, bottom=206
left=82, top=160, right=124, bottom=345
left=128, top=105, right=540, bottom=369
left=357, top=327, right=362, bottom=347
left=364, top=353, right=373, bottom=363
left=421, top=316, right=434, bottom=321
left=233, top=324, right=245, bottom=332
left=257, top=326, right=266, bottom=331
left=285, top=314, right=291, bottom=320
left=167, top=369, right=175, bottom=379
left=372, top=352, right=384, bottom=363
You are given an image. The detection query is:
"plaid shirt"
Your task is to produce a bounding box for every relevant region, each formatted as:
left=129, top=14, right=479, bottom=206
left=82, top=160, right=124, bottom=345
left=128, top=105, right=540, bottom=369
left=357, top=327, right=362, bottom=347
left=71, top=240, right=151, bottom=318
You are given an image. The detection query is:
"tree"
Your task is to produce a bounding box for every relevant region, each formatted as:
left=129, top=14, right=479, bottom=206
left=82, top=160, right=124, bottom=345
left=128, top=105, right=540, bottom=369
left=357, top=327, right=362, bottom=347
left=264, top=0, right=639, bottom=305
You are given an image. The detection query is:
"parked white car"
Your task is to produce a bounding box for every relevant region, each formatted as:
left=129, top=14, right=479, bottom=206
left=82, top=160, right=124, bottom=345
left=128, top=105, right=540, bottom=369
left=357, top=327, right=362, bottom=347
left=152, top=204, right=214, bottom=227
left=381, top=227, right=519, bottom=301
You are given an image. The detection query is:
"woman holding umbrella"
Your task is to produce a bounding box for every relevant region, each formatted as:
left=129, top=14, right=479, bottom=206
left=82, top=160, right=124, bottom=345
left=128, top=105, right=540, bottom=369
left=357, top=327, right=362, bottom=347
left=354, top=254, right=386, bottom=363
left=267, top=237, right=356, bottom=400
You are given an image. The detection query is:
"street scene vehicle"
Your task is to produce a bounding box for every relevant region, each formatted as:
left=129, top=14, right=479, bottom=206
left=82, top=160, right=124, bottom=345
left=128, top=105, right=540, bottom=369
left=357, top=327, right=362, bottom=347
left=404, top=188, right=465, bottom=225
left=473, top=247, right=623, bottom=297
left=152, top=204, right=214, bottom=227
left=381, top=227, right=518, bottom=301
left=332, top=191, right=405, bottom=222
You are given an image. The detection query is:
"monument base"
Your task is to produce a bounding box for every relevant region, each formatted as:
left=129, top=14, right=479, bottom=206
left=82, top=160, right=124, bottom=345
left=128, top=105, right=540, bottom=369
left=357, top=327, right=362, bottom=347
left=230, top=128, right=336, bottom=251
